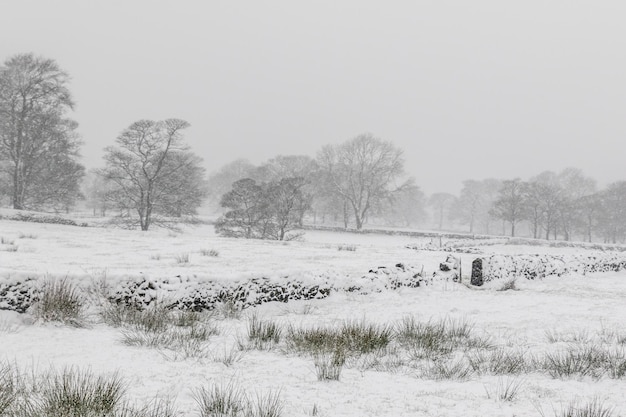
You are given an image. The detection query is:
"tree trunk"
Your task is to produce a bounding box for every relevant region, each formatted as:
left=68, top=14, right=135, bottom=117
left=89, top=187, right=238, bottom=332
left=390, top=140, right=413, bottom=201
left=511, top=221, right=515, bottom=237
left=12, top=167, right=24, bottom=210
left=438, top=207, right=444, bottom=230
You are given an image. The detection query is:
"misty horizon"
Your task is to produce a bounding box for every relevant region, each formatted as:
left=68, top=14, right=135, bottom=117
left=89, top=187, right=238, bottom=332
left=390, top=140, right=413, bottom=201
left=1, top=1, right=625, bottom=195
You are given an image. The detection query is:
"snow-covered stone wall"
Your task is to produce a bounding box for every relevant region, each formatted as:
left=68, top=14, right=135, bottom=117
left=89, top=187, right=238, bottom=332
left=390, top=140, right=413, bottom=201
left=470, top=253, right=626, bottom=286
left=0, top=262, right=447, bottom=313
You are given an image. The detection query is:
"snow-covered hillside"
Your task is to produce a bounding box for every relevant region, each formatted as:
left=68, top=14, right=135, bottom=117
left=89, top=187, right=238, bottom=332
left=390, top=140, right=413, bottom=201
left=1, top=219, right=626, bottom=416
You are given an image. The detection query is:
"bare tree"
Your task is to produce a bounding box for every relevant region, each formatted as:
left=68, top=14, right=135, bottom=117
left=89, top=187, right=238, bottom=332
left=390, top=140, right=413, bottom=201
left=428, top=192, right=456, bottom=230
left=578, top=193, right=602, bottom=243
left=82, top=169, right=113, bottom=216
left=317, top=133, right=406, bottom=230
left=102, top=119, right=205, bottom=231
left=380, top=179, right=426, bottom=227
left=255, top=155, right=317, bottom=182
left=526, top=172, right=563, bottom=240
left=155, top=152, right=208, bottom=217
left=0, top=53, right=84, bottom=210
left=266, top=176, right=309, bottom=240
left=450, top=179, right=500, bottom=234
left=256, top=155, right=317, bottom=226
left=206, top=158, right=257, bottom=211
left=215, top=178, right=268, bottom=239
left=490, top=178, right=526, bottom=237
left=596, top=182, right=626, bottom=244
left=215, top=177, right=307, bottom=240
left=555, top=168, right=596, bottom=241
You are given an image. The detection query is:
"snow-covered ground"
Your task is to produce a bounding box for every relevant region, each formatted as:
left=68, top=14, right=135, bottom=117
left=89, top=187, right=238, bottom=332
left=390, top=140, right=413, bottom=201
left=1, top=218, right=626, bottom=416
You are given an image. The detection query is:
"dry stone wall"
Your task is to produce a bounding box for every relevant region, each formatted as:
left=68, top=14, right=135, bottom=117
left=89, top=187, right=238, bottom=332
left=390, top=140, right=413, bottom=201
left=0, top=262, right=449, bottom=313
left=470, top=253, right=626, bottom=286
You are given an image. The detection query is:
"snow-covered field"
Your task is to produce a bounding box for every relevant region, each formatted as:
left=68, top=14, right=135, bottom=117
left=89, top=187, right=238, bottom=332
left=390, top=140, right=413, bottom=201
left=1, top=218, right=626, bottom=416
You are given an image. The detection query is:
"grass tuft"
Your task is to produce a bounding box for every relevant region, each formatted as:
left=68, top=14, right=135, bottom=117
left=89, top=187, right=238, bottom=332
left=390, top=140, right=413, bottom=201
left=18, top=233, right=37, bottom=239
left=497, top=278, right=518, bottom=291
left=542, top=345, right=610, bottom=379
left=420, top=357, right=474, bottom=380
left=175, top=253, right=190, bottom=264
left=0, top=236, right=15, bottom=245
left=396, top=316, right=489, bottom=360
left=38, top=367, right=126, bottom=417
left=546, top=398, right=616, bottom=417
left=102, top=303, right=170, bottom=332
left=246, top=314, right=282, bottom=350
left=248, top=389, right=284, bottom=417
left=34, top=278, right=86, bottom=327
left=103, top=303, right=218, bottom=359
left=213, top=346, right=246, bottom=367
left=200, top=249, right=220, bottom=257
left=116, top=397, right=179, bottom=417
left=484, top=376, right=524, bottom=402
left=0, top=362, right=17, bottom=415
left=193, top=382, right=247, bottom=417
left=193, top=382, right=283, bottom=417
left=286, top=320, right=391, bottom=357
left=313, top=349, right=346, bottom=381
left=468, top=347, right=531, bottom=375
left=217, top=299, right=243, bottom=320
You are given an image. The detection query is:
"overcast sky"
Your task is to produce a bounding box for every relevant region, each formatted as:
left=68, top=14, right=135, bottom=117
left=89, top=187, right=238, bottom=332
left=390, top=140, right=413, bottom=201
left=1, top=0, right=625, bottom=194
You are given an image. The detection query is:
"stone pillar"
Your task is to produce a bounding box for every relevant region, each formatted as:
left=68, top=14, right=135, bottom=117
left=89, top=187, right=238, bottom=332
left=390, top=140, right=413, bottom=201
left=471, top=258, right=483, bottom=286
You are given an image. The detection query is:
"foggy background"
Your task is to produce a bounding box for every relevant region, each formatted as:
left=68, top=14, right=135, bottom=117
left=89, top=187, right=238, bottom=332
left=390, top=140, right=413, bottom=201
left=1, top=0, right=625, bottom=195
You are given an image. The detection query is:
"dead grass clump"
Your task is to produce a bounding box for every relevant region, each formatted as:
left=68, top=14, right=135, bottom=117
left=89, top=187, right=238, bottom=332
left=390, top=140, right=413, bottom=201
left=286, top=320, right=391, bottom=357
left=396, top=316, right=490, bottom=360
left=468, top=347, right=532, bottom=375
left=484, top=376, right=524, bottom=402
left=193, top=382, right=283, bottom=417
left=497, top=278, right=518, bottom=291
left=245, top=314, right=282, bottom=350
left=33, top=278, right=86, bottom=327
left=200, top=248, right=220, bottom=257
left=175, top=253, right=190, bottom=264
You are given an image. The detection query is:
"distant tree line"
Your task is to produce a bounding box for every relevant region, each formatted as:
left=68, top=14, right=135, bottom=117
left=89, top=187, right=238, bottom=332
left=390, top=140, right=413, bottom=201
left=2, top=53, right=626, bottom=242
left=489, top=169, right=625, bottom=243
left=207, top=135, right=423, bottom=239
